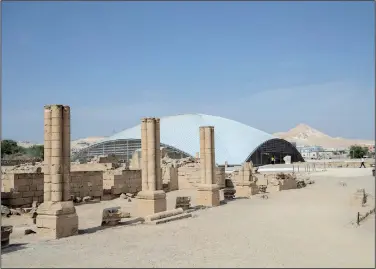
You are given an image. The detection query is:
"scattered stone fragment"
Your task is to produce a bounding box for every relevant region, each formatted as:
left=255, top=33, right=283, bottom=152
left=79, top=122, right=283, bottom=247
left=24, top=229, right=36, bottom=235
left=101, top=206, right=122, bottom=226
left=120, top=193, right=127, bottom=199
left=126, top=193, right=134, bottom=198
left=22, top=207, right=33, bottom=214
left=10, top=209, right=21, bottom=216
left=82, top=196, right=92, bottom=203
left=175, top=196, right=191, bottom=210
left=1, top=205, right=11, bottom=217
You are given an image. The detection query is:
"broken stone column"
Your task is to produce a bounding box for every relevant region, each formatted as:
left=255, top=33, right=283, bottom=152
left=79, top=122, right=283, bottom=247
left=36, top=105, right=78, bottom=239
left=196, top=126, right=220, bottom=207
left=235, top=162, right=258, bottom=198
left=137, top=118, right=167, bottom=217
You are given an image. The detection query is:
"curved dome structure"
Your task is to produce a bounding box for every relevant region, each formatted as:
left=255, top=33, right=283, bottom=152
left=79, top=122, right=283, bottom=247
left=73, top=114, right=304, bottom=166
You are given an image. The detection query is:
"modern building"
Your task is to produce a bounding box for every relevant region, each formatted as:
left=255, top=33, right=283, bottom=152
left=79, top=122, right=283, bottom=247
left=72, top=114, right=304, bottom=166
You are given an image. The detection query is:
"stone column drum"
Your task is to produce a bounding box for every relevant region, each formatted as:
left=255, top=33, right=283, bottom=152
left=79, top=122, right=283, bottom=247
left=196, top=126, right=220, bottom=207
left=136, top=118, right=167, bottom=217
left=36, top=105, right=78, bottom=239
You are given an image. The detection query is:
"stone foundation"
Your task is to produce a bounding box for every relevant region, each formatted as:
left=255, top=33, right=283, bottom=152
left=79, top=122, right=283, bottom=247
left=197, top=185, right=220, bottom=207
left=36, top=201, right=78, bottom=239
left=136, top=190, right=167, bottom=217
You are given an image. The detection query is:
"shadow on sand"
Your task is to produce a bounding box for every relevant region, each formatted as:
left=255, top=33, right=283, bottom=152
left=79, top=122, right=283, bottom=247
left=1, top=243, right=28, bottom=254
left=78, top=217, right=145, bottom=235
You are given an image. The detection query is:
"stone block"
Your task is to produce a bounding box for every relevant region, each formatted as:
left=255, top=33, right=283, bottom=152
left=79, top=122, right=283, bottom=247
left=102, top=206, right=122, bottom=226
left=175, top=196, right=191, bottom=210
left=267, top=184, right=282, bottom=193
left=136, top=190, right=167, bottom=217
left=22, top=191, right=35, bottom=198
left=235, top=186, right=251, bottom=198
left=196, top=184, right=220, bottom=207
left=18, top=185, right=30, bottom=192
left=36, top=201, right=78, bottom=239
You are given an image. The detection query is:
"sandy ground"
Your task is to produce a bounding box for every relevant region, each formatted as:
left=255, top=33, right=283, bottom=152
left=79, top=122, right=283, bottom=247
left=1, top=168, right=375, bottom=268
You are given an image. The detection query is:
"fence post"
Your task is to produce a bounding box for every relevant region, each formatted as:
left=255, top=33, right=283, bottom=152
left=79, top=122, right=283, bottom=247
left=357, top=212, right=360, bottom=225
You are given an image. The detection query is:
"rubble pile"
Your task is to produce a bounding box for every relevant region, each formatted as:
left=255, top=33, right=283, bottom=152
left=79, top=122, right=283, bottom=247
left=161, top=156, right=197, bottom=168
left=2, top=162, right=43, bottom=173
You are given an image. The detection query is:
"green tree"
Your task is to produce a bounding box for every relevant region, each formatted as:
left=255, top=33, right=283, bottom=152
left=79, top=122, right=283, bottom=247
left=1, top=139, right=22, bottom=155
left=25, top=145, right=44, bottom=159
left=349, top=145, right=369, bottom=159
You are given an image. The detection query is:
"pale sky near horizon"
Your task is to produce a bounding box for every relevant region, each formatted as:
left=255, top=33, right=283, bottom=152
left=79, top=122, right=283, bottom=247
left=2, top=1, right=375, bottom=143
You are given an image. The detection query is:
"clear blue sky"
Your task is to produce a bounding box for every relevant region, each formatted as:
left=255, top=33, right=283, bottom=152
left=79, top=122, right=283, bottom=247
left=2, top=1, right=374, bottom=142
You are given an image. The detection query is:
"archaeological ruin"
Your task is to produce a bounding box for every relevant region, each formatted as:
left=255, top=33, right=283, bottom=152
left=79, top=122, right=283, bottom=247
left=2, top=104, right=369, bottom=244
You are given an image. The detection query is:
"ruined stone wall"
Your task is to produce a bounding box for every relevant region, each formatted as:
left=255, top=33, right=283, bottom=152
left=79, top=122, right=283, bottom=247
left=103, top=169, right=142, bottom=195
left=1, top=172, right=44, bottom=207
left=71, top=163, right=118, bottom=172
left=162, top=167, right=179, bottom=191
left=1, top=171, right=104, bottom=207
left=70, top=171, right=103, bottom=199
left=178, top=163, right=225, bottom=189
left=129, top=151, right=141, bottom=169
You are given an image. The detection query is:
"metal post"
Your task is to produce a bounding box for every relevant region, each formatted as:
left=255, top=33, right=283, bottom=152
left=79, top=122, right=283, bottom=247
left=357, top=212, right=360, bottom=225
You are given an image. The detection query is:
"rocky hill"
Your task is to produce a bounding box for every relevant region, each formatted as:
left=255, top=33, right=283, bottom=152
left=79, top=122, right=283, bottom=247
left=273, top=124, right=374, bottom=148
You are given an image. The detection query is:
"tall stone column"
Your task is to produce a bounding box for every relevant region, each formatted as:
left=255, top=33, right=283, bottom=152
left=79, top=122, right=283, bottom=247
left=137, top=118, right=166, bottom=217
left=62, top=106, right=71, bottom=201
left=37, top=105, right=78, bottom=239
left=50, top=105, right=63, bottom=202
left=43, top=107, right=52, bottom=202
left=196, top=126, right=220, bottom=207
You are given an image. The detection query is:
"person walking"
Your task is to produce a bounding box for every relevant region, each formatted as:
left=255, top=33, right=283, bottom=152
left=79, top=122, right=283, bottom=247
left=360, top=157, right=366, bottom=168
left=271, top=156, right=275, bottom=165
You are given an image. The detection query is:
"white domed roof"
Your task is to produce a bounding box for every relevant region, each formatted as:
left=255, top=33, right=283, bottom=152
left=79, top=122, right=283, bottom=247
left=101, top=113, right=275, bottom=164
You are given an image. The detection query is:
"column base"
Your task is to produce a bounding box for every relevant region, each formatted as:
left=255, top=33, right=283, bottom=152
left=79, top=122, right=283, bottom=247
left=196, top=184, right=220, bottom=207
left=235, top=186, right=251, bottom=198
left=267, top=184, right=282, bottom=193
left=136, top=190, right=167, bottom=217
left=36, top=201, right=78, bottom=239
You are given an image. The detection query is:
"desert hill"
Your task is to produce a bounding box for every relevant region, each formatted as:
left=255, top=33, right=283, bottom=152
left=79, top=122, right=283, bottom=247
left=14, top=124, right=374, bottom=153
left=273, top=124, right=374, bottom=148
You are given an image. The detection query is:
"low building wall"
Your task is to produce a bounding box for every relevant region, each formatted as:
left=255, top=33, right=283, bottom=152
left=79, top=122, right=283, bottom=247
left=103, top=169, right=142, bottom=195
left=1, top=172, right=44, bottom=207
left=70, top=171, right=103, bottom=199
left=1, top=171, right=104, bottom=208
left=177, top=164, right=225, bottom=189
left=162, top=167, right=179, bottom=191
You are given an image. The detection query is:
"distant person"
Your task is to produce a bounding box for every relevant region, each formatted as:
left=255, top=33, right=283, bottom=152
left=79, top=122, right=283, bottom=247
left=271, top=156, right=275, bottom=165
left=360, top=157, right=366, bottom=168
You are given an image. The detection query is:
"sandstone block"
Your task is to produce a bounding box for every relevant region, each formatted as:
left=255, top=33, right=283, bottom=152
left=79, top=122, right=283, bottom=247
left=36, top=201, right=78, bottom=239
left=22, top=191, right=35, bottom=198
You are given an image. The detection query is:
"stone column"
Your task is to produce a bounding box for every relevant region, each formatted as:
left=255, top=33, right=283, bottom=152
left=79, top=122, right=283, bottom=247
left=37, top=105, right=78, bottom=239
left=62, top=106, right=71, bottom=201
left=199, top=127, right=206, bottom=185
left=50, top=105, right=63, bottom=202
left=155, top=119, right=162, bottom=191
left=43, top=107, right=52, bottom=202
left=196, top=126, right=220, bottom=207
left=235, top=161, right=258, bottom=198
left=137, top=118, right=166, bottom=217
